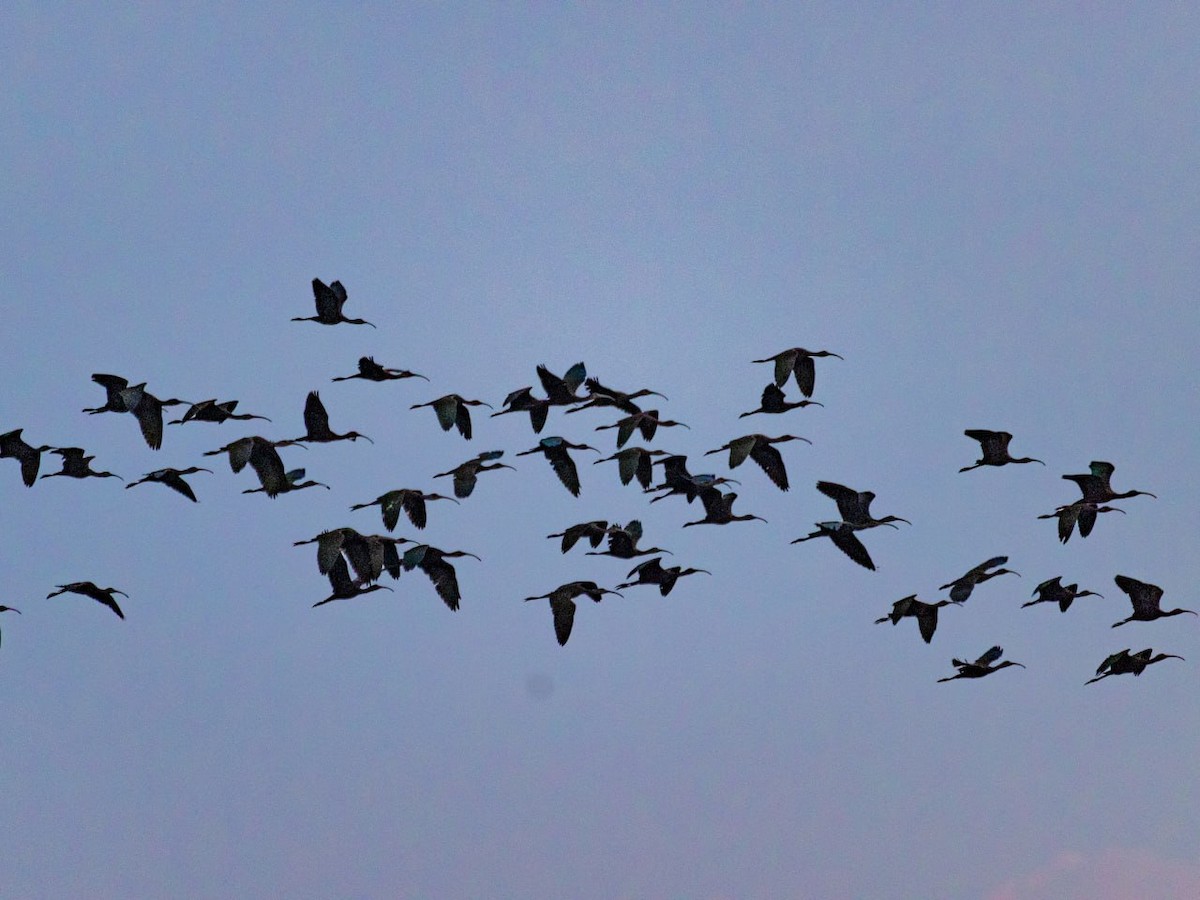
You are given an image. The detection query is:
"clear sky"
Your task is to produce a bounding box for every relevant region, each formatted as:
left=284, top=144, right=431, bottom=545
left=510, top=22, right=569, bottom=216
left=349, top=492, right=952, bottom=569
left=3, top=5, right=1199, bottom=898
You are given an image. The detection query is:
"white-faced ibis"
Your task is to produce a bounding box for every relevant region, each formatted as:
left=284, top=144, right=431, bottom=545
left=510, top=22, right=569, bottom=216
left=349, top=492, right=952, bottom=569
left=242, top=468, right=329, bottom=496
left=616, top=557, right=710, bottom=596
left=402, top=544, right=480, bottom=611
left=1022, top=576, right=1103, bottom=613
left=524, top=580, right=622, bottom=646
left=0, top=429, right=57, bottom=487
left=752, top=347, right=842, bottom=397
left=683, top=488, right=766, bottom=527
left=169, top=399, right=272, bottom=425
left=350, top=489, right=458, bottom=531
left=118, top=384, right=191, bottom=450
left=1037, top=501, right=1126, bottom=543
left=547, top=520, right=612, bottom=554
left=433, top=450, right=514, bottom=498
left=294, top=527, right=368, bottom=576
left=1111, top=575, right=1197, bottom=628
left=41, top=448, right=122, bottom=481
left=411, top=393, right=492, bottom=440
left=875, top=595, right=960, bottom=643
left=791, top=521, right=887, bottom=570
left=332, top=356, right=427, bottom=383
left=739, top=383, right=822, bottom=418
left=46, top=582, right=127, bottom=619
left=203, top=436, right=306, bottom=498
left=293, top=391, right=372, bottom=444
left=959, top=430, right=1044, bottom=472
left=567, top=378, right=667, bottom=415
left=1063, top=461, right=1156, bottom=503
left=312, top=555, right=394, bottom=607
left=594, top=410, right=689, bottom=449
left=704, top=434, right=810, bottom=491
left=83, top=374, right=134, bottom=414
left=938, top=646, right=1024, bottom=682
left=537, top=362, right=588, bottom=406
left=336, top=533, right=410, bottom=584
left=593, top=447, right=671, bottom=489
left=586, top=520, right=671, bottom=559
left=939, top=557, right=1019, bottom=603
left=516, top=436, right=599, bottom=496
left=1086, top=648, right=1185, bottom=684
left=491, top=387, right=553, bottom=434
left=293, top=278, right=376, bottom=327
left=125, top=466, right=213, bottom=502
left=646, top=456, right=739, bottom=504
left=814, top=481, right=911, bottom=529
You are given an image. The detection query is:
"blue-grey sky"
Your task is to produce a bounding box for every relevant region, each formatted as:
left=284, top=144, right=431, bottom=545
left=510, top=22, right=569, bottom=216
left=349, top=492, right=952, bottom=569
left=3, top=5, right=1199, bottom=898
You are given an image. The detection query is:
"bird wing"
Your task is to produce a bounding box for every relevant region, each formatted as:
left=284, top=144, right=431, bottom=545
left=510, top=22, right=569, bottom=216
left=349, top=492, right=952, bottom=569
left=748, top=442, right=788, bottom=490
left=545, top=448, right=581, bottom=496
left=606, top=527, right=635, bottom=556
left=965, top=557, right=1008, bottom=579
left=304, top=392, right=331, bottom=436
left=561, top=362, right=587, bottom=394
left=452, top=468, right=477, bottom=498
left=401, top=492, right=427, bottom=529
left=761, top=383, right=786, bottom=407
left=976, top=646, right=1004, bottom=667
left=794, top=354, right=816, bottom=397
left=454, top=402, right=473, bottom=440
left=326, top=554, right=356, bottom=595
left=634, top=451, right=655, bottom=489
left=616, top=416, right=637, bottom=449
left=248, top=441, right=288, bottom=497
left=815, top=481, right=860, bottom=520
left=1095, top=650, right=1130, bottom=675
left=549, top=596, right=576, bottom=645
left=536, top=365, right=567, bottom=399
left=529, top=404, right=548, bottom=434
left=725, top=435, right=756, bottom=469
left=18, top=449, right=42, bottom=487
left=828, top=526, right=877, bottom=571
left=312, top=278, right=338, bottom=318
left=359, top=357, right=387, bottom=379
left=1076, top=504, right=1099, bottom=537
left=420, top=556, right=461, bottom=611
left=771, top=350, right=797, bottom=388
left=1114, top=576, right=1163, bottom=616
left=162, top=472, right=199, bottom=502
left=916, top=604, right=939, bottom=643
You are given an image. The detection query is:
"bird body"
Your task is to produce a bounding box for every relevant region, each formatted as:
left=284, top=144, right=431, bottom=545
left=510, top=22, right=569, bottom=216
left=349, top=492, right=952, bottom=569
left=616, top=557, right=710, bottom=596
left=491, top=387, right=553, bottom=434
left=433, top=451, right=513, bottom=498
left=791, top=521, right=884, bottom=570
left=1022, top=576, right=1102, bottom=613
left=46, top=582, right=128, bottom=619
left=350, top=489, right=457, bottom=530
left=815, top=481, right=910, bottom=528
left=1111, top=575, right=1197, bottom=627
left=332, top=357, right=426, bottom=382
left=537, top=362, right=588, bottom=406
left=241, top=468, right=329, bottom=495
left=939, top=557, right=1019, bottom=603
left=411, top=394, right=492, bottom=439
left=118, top=384, right=191, bottom=450
left=0, top=428, right=56, bottom=486
left=547, top=520, right=612, bottom=554
left=751, top=347, right=842, bottom=397
left=1063, top=461, right=1156, bottom=503
left=41, top=448, right=122, bottom=481
left=567, top=378, right=667, bottom=415
left=959, top=430, right=1044, bottom=472
left=683, top=488, right=766, bottom=527
left=524, top=580, right=622, bottom=645
left=594, top=410, right=689, bottom=449
left=293, top=278, right=375, bottom=327
left=402, top=545, right=480, bottom=611
left=203, top=436, right=306, bottom=497
left=1086, top=648, right=1184, bottom=683
left=293, top=391, right=372, bottom=444
left=875, top=595, right=959, bottom=643
left=125, top=466, right=212, bottom=502
left=938, top=646, right=1025, bottom=682
left=1038, top=501, right=1125, bottom=543
left=515, top=436, right=599, bottom=496
left=169, top=399, right=271, bottom=425
left=312, top=555, right=394, bottom=607
left=594, top=447, right=670, bottom=489
left=740, top=383, right=822, bottom=418
left=586, top=519, right=671, bottom=559
left=705, top=434, right=809, bottom=491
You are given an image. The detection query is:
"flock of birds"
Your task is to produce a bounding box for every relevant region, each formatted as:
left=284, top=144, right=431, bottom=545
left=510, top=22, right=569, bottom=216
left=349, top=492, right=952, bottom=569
left=1, top=278, right=1190, bottom=684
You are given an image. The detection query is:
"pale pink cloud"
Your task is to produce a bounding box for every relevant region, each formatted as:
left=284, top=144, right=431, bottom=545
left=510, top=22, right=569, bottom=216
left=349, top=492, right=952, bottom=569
left=988, top=847, right=1200, bottom=900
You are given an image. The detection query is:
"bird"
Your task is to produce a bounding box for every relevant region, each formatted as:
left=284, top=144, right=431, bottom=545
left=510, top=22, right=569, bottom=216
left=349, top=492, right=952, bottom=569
left=292, top=391, right=373, bottom=444
left=566, top=378, right=667, bottom=415
left=40, top=448, right=122, bottom=481
left=704, top=434, right=810, bottom=491
left=938, top=646, right=1025, bottom=682
left=616, top=557, right=710, bottom=596
left=1086, top=648, right=1185, bottom=684
left=547, top=520, right=612, bottom=554
left=490, top=386, right=554, bottom=434
left=959, top=430, right=1045, bottom=472
left=939, top=557, right=1019, bottom=603
left=1022, top=576, right=1103, bottom=613
left=751, top=347, right=843, bottom=397
left=523, top=581, right=622, bottom=646
left=402, top=544, right=480, bottom=611
left=739, top=383, right=823, bottom=417
left=1037, top=501, right=1126, bottom=543
left=292, top=278, right=375, bottom=327
left=332, top=356, right=427, bottom=383
left=337, top=533, right=411, bottom=584
left=350, top=489, right=458, bottom=531
left=433, top=450, right=514, bottom=498
left=536, top=362, right=588, bottom=406
left=125, top=466, right=213, bottom=502
left=683, top=488, right=767, bottom=527
left=117, top=384, right=191, bottom=450
left=410, top=394, right=493, bottom=440
left=294, top=527, right=368, bottom=576
left=586, top=520, right=671, bottom=559
left=791, top=522, right=887, bottom=570
left=515, top=436, right=599, bottom=496
left=875, top=595, right=961, bottom=643
left=0, top=428, right=57, bottom=487
left=241, top=468, right=329, bottom=496
left=814, top=481, right=911, bottom=528
left=45, top=582, right=128, bottom=619
left=312, top=555, right=394, bottom=607
left=0, top=605, right=20, bottom=650
left=82, top=374, right=134, bottom=414
left=593, top=447, right=671, bottom=489
left=202, top=436, right=306, bottom=497
left=1063, top=460, right=1156, bottom=504
left=594, top=410, right=689, bottom=449
left=646, top=455, right=739, bottom=504
left=1111, top=575, right=1197, bottom=627
left=168, top=399, right=271, bottom=425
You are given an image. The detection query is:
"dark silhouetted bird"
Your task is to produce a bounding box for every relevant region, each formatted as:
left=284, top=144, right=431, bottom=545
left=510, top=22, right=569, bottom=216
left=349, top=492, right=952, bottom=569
left=1086, top=648, right=1185, bottom=684
left=751, top=347, right=842, bottom=397
left=683, top=488, right=767, bottom=527
left=1063, top=461, right=1156, bottom=504
left=82, top=374, right=134, bottom=414
left=567, top=378, right=667, bottom=415
left=938, top=646, right=1025, bottom=682
left=815, top=481, right=911, bottom=528
left=704, top=434, right=810, bottom=491
left=594, top=410, right=689, bottom=449
left=203, top=436, right=306, bottom=498
left=292, top=391, right=372, bottom=444
left=118, top=384, right=191, bottom=450
left=0, top=429, right=57, bottom=487
left=524, top=581, right=622, bottom=646
left=241, top=468, right=329, bottom=496
left=402, top=544, right=480, bottom=611
left=547, top=520, right=612, bottom=554
left=294, top=527, right=369, bottom=576
left=1038, top=501, right=1126, bottom=543
left=491, top=386, right=553, bottom=434
left=537, top=362, right=588, bottom=406
left=169, top=399, right=271, bottom=425
left=350, top=489, right=458, bottom=531
left=958, top=430, right=1044, bottom=472
left=939, top=557, right=1019, bottom=603
left=312, top=555, right=394, bottom=607
left=616, top=557, right=710, bottom=596
left=594, top=447, right=670, bottom=489
left=41, top=448, right=122, bottom=481
left=1111, top=575, right=1197, bottom=627
left=739, top=383, right=822, bottom=418
left=586, top=520, right=671, bottom=559
left=332, top=356, right=427, bottom=382
left=46, top=582, right=128, bottom=619
left=125, top=466, right=213, bottom=502
left=791, top=521, right=888, bottom=570
left=293, top=278, right=375, bottom=327
left=875, top=595, right=960, bottom=643
left=516, top=436, right=599, bottom=496
left=646, top=455, right=739, bottom=504
left=411, top=393, right=492, bottom=439
left=1022, top=576, right=1103, bottom=613
left=433, top=450, right=514, bottom=498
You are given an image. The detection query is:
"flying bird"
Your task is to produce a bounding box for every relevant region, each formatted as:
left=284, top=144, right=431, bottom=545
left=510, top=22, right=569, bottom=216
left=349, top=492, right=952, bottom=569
left=202, top=436, right=306, bottom=497
left=547, top=520, right=612, bottom=554
left=350, top=489, right=458, bottom=531
left=241, top=468, right=329, bottom=496
left=594, top=410, right=689, bottom=449
left=1022, top=576, right=1103, bottom=613
left=41, top=448, right=122, bottom=481
left=1037, top=501, right=1126, bottom=543
left=46, top=582, right=128, bottom=619
left=616, top=557, right=710, bottom=596
left=1063, top=461, right=1156, bottom=504
left=739, top=383, right=823, bottom=418
left=402, top=544, right=480, bottom=611
left=1086, top=648, right=1185, bottom=684
left=411, top=394, right=493, bottom=440
left=939, top=557, right=1019, bottom=603
left=751, top=347, right=842, bottom=397
left=683, top=488, right=767, bottom=527
left=791, top=521, right=888, bottom=570
left=938, top=646, right=1025, bottom=682
left=704, top=434, right=810, bottom=491
left=433, top=450, right=514, bottom=498
left=1111, top=575, right=1197, bottom=627
left=293, top=278, right=375, bottom=327
left=491, top=387, right=553, bottom=434
left=125, top=466, right=213, bottom=502
left=646, top=455, right=739, bottom=504
left=292, top=391, right=373, bottom=444
left=536, top=362, right=588, bottom=406
left=117, top=384, right=191, bottom=450
left=593, top=446, right=670, bottom=489
left=0, top=428, right=57, bottom=487
left=586, top=520, right=671, bottom=559
left=875, top=595, right=960, bottom=643
left=332, top=357, right=427, bottom=383
left=312, top=555, right=394, bottom=607
left=82, top=374, right=135, bottom=414
left=169, top=399, right=271, bottom=425
left=515, top=436, right=599, bottom=496
left=959, top=430, right=1044, bottom=472
left=524, top=581, right=622, bottom=646
left=567, top=378, right=667, bottom=415
left=815, top=481, right=911, bottom=529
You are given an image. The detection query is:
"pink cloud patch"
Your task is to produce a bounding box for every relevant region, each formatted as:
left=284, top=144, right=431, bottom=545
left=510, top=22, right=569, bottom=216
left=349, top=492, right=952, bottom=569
left=988, top=847, right=1200, bottom=900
